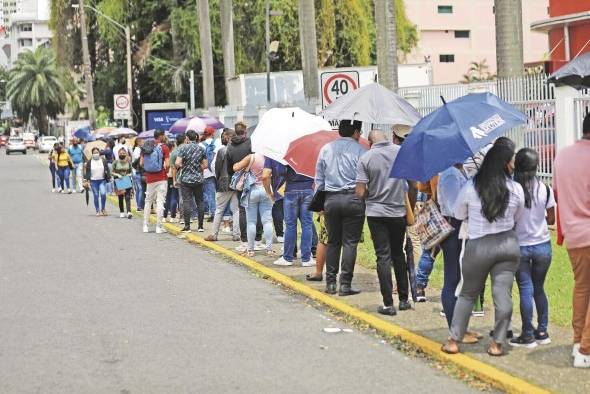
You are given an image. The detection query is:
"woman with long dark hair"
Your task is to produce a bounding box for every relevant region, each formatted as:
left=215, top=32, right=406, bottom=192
left=442, top=142, right=524, bottom=356
left=510, top=148, right=555, bottom=348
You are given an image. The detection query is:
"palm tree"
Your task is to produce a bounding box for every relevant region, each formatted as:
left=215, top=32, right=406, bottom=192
left=494, top=0, right=524, bottom=78
left=298, top=0, right=319, bottom=103
left=375, top=0, right=398, bottom=90
left=196, top=0, right=215, bottom=108
left=7, top=47, right=66, bottom=135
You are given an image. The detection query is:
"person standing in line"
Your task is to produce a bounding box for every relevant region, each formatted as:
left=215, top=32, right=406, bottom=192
left=53, top=144, right=74, bottom=194
left=415, top=175, right=440, bottom=302
left=553, top=113, right=590, bottom=368
left=68, top=138, right=85, bottom=193
left=140, top=129, right=170, bottom=234
left=510, top=148, right=556, bottom=349
left=262, top=158, right=286, bottom=243
left=226, top=121, right=262, bottom=252
left=356, top=130, right=410, bottom=315
left=48, top=142, right=61, bottom=192
left=176, top=130, right=207, bottom=233
left=163, top=140, right=179, bottom=223
left=200, top=127, right=219, bottom=222
left=315, top=120, right=366, bottom=296
left=233, top=153, right=276, bottom=257
left=206, top=129, right=241, bottom=241
left=169, top=134, right=186, bottom=224
left=112, top=147, right=134, bottom=219
left=442, top=142, right=524, bottom=356
left=83, top=147, right=110, bottom=216
left=131, top=138, right=145, bottom=211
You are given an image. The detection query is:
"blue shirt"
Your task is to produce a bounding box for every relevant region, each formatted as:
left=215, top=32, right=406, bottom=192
left=437, top=166, right=469, bottom=217
left=68, top=145, right=84, bottom=164
left=263, top=157, right=286, bottom=200
left=315, top=137, right=367, bottom=192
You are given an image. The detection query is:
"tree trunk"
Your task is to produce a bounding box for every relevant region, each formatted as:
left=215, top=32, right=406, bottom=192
left=220, top=0, right=236, bottom=104
left=38, top=106, right=48, bottom=136
left=375, top=0, right=398, bottom=91
left=196, top=0, right=216, bottom=108
left=494, top=0, right=524, bottom=78
left=298, top=0, right=320, bottom=104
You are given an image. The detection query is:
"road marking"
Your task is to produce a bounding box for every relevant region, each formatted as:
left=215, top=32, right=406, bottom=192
left=104, top=188, right=548, bottom=393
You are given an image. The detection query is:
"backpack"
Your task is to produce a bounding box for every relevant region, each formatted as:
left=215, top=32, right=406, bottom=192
left=142, top=141, right=163, bottom=173
left=203, top=140, right=216, bottom=171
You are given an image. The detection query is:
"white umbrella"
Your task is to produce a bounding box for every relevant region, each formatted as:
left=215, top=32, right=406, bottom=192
left=320, top=82, right=421, bottom=127
left=251, top=107, right=332, bottom=164
left=110, top=127, right=138, bottom=138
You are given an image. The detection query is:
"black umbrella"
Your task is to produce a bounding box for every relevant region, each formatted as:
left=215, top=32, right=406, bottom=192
left=548, top=52, right=590, bottom=90
left=85, top=188, right=89, bottom=206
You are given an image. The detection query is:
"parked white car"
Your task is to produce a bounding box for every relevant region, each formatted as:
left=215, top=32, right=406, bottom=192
left=6, top=137, right=27, bottom=155
left=38, top=136, right=57, bottom=153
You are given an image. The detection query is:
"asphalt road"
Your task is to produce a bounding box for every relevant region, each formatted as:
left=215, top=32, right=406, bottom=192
left=0, top=152, right=477, bottom=394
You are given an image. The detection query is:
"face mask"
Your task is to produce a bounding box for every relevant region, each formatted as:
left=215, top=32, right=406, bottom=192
left=119, top=155, right=126, bottom=160
left=120, top=140, right=126, bottom=145
left=92, top=153, right=100, bottom=160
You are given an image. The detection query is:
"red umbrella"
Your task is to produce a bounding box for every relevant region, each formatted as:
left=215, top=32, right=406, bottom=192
left=284, top=130, right=370, bottom=178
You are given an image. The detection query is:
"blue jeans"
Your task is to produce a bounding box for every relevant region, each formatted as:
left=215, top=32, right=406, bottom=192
left=164, top=179, right=179, bottom=218
left=246, top=185, right=273, bottom=251
left=283, top=190, right=313, bottom=262
left=416, top=248, right=435, bottom=288
left=90, top=180, right=107, bottom=212
left=441, top=218, right=463, bottom=327
left=517, top=241, right=552, bottom=337
left=57, top=167, right=71, bottom=190
left=203, top=177, right=216, bottom=215
left=133, top=173, right=144, bottom=208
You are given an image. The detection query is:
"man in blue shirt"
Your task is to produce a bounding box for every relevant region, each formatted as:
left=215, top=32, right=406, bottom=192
left=68, top=138, right=85, bottom=193
left=315, top=120, right=366, bottom=296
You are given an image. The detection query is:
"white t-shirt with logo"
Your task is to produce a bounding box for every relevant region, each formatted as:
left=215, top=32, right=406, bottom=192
left=515, top=178, right=556, bottom=246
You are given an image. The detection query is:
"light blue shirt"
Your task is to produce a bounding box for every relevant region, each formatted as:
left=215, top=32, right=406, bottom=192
left=437, top=166, right=468, bottom=217
left=315, top=137, right=366, bottom=192
left=68, top=145, right=84, bottom=164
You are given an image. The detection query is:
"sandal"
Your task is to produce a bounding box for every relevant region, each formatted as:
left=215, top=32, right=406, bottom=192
left=241, top=250, right=255, bottom=258
left=441, top=339, right=459, bottom=354
left=306, top=274, right=323, bottom=282
left=205, top=235, right=218, bottom=241
left=487, top=342, right=504, bottom=357
left=266, top=249, right=278, bottom=257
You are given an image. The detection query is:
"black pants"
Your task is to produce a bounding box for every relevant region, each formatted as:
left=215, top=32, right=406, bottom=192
left=237, top=191, right=262, bottom=242
left=118, top=188, right=132, bottom=213
left=324, top=192, right=365, bottom=286
left=181, top=182, right=205, bottom=229
left=272, top=198, right=284, bottom=237
left=367, top=216, right=408, bottom=306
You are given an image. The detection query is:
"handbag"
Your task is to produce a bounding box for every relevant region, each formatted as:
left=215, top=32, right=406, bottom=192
left=308, top=190, right=326, bottom=212
left=414, top=200, right=454, bottom=249
left=405, top=193, right=415, bottom=226
left=114, top=175, right=133, bottom=191
left=230, top=154, right=255, bottom=191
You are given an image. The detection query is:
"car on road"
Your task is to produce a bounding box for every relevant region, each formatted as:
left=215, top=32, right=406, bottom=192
left=6, top=137, right=27, bottom=155
left=22, top=132, right=36, bottom=150
left=0, top=135, right=8, bottom=147
left=38, top=136, right=57, bottom=153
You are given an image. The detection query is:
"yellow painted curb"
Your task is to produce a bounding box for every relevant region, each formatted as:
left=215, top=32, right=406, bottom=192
left=107, top=196, right=549, bottom=394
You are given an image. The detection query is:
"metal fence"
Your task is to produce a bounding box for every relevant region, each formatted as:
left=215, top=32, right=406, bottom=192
left=574, top=97, right=590, bottom=139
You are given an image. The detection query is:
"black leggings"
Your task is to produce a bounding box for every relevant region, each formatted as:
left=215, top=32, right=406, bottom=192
left=118, top=189, right=132, bottom=213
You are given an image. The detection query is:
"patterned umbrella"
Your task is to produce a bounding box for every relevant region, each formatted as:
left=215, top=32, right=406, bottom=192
left=168, top=116, right=224, bottom=135
left=109, top=127, right=138, bottom=138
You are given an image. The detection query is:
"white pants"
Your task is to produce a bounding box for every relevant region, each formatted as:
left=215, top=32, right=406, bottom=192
left=144, top=180, right=168, bottom=227
left=71, top=163, right=83, bottom=191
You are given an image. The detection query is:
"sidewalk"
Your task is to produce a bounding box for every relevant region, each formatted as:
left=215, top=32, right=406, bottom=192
left=125, top=204, right=585, bottom=394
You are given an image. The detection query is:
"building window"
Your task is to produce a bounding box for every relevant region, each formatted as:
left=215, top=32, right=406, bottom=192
left=19, top=38, right=32, bottom=47
left=439, top=54, right=455, bottom=63
left=20, top=23, right=32, bottom=32
left=438, top=5, right=453, bottom=13
left=454, top=30, right=470, bottom=38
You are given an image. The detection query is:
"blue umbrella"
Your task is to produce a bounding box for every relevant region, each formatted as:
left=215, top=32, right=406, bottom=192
left=390, top=92, right=527, bottom=182
left=72, top=126, right=95, bottom=141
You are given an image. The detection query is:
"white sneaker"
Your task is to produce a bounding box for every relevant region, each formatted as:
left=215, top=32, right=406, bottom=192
left=235, top=242, right=248, bottom=253
left=273, top=257, right=293, bottom=266
left=52, top=188, right=56, bottom=193
left=143, top=225, right=150, bottom=233
left=254, top=241, right=265, bottom=251
left=197, top=228, right=205, bottom=233
left=277, top=236, right=284, bottom=243
left=222, top=226, right=231, bottom=234
left=301, top=258, right=316, bottom=267
left=156, top=226, right=166, bottom=234
left=120, top=213, right=126, bottom=218
left=574, top=351, right=590, bottom=368
left=573, top=343, right=581, bottom=358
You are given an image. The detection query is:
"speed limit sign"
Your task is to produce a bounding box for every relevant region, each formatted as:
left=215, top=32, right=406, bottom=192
left=113, top=94, right=131, bottom=120
left=320, top=71, right=360, bottom=109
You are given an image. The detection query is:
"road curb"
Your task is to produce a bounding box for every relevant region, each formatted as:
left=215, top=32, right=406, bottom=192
left=108, top=195, right=548, bottom=394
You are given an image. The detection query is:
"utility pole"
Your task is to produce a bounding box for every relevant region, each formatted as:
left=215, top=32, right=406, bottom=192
left=298, top=0, right=319, bottom=104
left=78, top=0, right=96, bottom=128
left=375, top=0, right=398, bottom=91
left=220, top=0, right=235, bottom=103
left=189, top=70, right=196, bottom=111
left=265, top=0, right=271, bottom=104
left=494, top=0, right=524, bottom=78
left=125, top=25, right=133, bottom=127
left=196, top=0, right=215, bottom=108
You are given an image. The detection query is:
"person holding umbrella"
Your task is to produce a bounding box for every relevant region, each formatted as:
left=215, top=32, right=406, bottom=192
left=83, top=147, right=111, bottom=216
left=315, top=120, right=366, bottom=296
left=355, top=130, right=411, bottom=315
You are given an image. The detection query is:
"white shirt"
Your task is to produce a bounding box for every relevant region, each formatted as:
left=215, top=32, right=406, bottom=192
left=453, top=179, right=525, bottom=240
left=515, top=179, right=556, bottom=246
left=90, top=159, right=105, bottom=180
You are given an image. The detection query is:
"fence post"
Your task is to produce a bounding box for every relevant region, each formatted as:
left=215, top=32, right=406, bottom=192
left=554, top=85, right=582, bottom=152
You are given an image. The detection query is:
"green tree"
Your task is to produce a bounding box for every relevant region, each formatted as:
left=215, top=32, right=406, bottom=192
left=0, top=66, right=8, bottom=100
left=462, top=59, right=496, bottom=83
left=7, top=47, right=66, bottom=135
